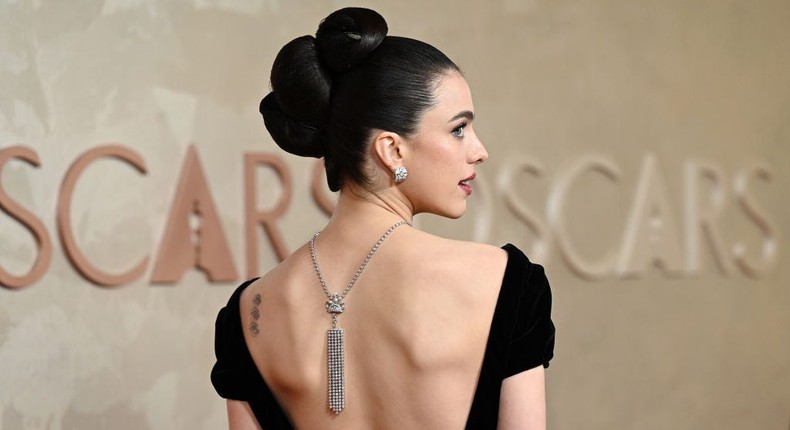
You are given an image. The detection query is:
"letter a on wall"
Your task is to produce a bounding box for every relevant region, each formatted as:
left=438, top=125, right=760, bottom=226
left=616, top=154, right=684, bottom=277
left=151, top=145, right=238, bottom=283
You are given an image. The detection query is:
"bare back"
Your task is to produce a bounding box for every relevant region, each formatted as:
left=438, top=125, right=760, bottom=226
left=239, top=227, right=508, bottom=429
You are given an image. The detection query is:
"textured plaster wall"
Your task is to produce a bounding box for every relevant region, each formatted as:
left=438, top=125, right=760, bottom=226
left=1, top=1, right=789, bottom=429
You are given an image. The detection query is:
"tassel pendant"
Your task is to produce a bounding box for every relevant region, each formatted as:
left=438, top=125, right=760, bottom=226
left=309, top=222, right=408, bottom=415
left=327, top=328, right=345, bottom=414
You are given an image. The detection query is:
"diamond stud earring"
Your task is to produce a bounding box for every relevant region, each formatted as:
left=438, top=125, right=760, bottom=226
left=393, top=166, right=408, bottom=182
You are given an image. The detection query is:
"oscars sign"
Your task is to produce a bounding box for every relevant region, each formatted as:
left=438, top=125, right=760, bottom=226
left=0, top=143, right=778, bottom=289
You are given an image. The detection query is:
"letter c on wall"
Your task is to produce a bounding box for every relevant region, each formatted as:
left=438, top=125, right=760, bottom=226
left=547, top=155, right=622, bottom=280
left=56, top=145, right=149, bottom=286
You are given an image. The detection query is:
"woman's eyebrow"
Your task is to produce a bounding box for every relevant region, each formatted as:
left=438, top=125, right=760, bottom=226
left=448, top=110, right=474, bottom=122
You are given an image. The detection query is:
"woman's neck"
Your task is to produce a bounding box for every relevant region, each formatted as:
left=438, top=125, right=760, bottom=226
left=324, top=184, right=414, bottom=234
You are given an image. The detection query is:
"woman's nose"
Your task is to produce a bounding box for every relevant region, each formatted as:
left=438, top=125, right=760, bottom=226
left=471, top=137, right=488, bottom=164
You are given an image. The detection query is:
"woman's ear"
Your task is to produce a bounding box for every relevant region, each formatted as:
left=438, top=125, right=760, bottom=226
left=371, top=131, right=404, bottom=172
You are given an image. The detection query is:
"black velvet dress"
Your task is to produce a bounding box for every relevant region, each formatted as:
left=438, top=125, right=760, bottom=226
left=211, top=243, right=555, bottom=429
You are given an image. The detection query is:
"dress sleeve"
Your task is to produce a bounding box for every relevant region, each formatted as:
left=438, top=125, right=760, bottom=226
left=210, top=280, right=260, bottom=401
left=503, top=260, right=556, bottom=378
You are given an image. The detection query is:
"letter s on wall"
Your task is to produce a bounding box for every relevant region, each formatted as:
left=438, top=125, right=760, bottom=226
left=0, top=146, right=52, bottom=289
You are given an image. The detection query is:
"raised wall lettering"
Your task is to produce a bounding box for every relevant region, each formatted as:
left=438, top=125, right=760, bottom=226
left=498, top=157, right=551, bottom=263
left=244, top=152, right=292, bottom=278
left=0, top=146, right=52, bottom=289
left=150, top=145, right=238, bottom=283
left=616, top=154, right=684, bottom=277
left=56, top=145, right=149, bottom=286
left=1, top=146, right=781, bottom=286
left=732, top=163, right=777, bottom=277
left=684, top=161, right=734, bottom=275
left=548, top=155, right=622, bottom=280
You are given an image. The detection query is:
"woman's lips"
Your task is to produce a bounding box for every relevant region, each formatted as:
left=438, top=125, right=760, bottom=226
left=459, top=173, right=475, bottom=195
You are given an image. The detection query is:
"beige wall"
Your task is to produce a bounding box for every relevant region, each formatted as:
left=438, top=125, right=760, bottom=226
left=1, top=1, right=788, bottom=429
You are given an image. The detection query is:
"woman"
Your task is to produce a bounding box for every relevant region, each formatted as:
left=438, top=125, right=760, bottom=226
left=211, top=7, right=555, bottom=429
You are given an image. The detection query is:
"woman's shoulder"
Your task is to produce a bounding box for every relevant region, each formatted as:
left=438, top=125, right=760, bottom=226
left=422, top=228, right=509, bottom=256
left=397, top=229, right=510, bottom=286
left=237, top=242, right=314, bottom=310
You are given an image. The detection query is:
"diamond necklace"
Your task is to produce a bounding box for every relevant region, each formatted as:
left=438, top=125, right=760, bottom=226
left=308, top=220, right=409, bottom=414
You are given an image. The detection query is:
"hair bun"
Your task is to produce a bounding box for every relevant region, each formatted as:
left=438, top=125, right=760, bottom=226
left=269, top=35, right=331, bottom=126
left=261, top=35, right=331, bottom=158
left=260, top=93, right=325, bottom=158
left=316, top=7, right=388, bottom=73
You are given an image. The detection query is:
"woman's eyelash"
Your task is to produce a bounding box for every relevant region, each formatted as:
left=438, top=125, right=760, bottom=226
left=452, top=122, right=467, bottom=137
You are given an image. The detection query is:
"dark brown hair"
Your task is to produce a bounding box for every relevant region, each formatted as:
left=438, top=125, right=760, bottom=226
left=260, top=7, right=459, bottom=191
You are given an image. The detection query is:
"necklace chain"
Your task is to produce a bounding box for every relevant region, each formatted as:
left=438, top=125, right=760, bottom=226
left=309, top=219, right=408, bottom=415
left=309, top=220, right=409, bottom=301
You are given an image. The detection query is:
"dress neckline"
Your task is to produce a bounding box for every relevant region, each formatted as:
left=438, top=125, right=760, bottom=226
left=228, top=243, right=524, bottom=428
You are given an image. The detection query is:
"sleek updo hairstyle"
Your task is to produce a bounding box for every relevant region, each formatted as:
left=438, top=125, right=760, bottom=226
left=260, top=7, right=460, bottom=191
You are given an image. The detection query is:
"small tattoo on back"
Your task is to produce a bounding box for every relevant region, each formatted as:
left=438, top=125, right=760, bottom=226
left=249, top=293, right=262, bottom=336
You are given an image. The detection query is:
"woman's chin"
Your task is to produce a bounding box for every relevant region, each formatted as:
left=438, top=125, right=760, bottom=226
left=438, top=202, right=468, bottom=219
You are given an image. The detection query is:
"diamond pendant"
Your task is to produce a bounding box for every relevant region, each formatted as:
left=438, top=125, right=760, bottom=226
left=327, top=328, right=345, bottom=414
left=326, top=293, right=345, bottom=314
left=309, top=221, right=409, bottom=416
